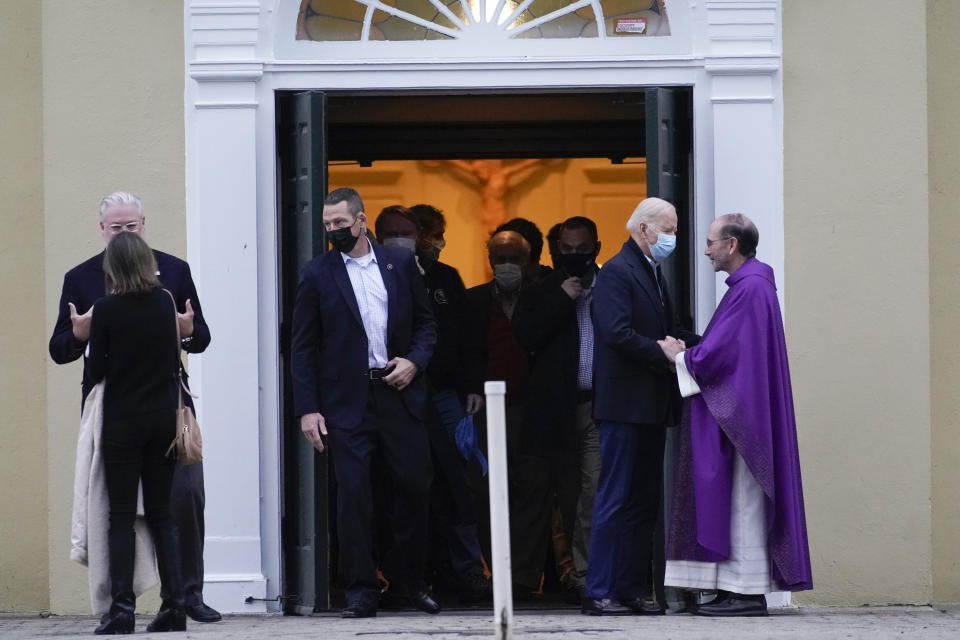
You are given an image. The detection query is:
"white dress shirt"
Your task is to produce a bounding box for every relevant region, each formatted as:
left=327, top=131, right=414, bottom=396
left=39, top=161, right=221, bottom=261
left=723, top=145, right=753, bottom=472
left=341, top=239, right=389, bottom=368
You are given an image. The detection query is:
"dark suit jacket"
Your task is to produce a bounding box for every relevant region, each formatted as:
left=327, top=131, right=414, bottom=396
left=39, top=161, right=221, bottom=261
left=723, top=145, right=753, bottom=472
left=290, top=243, right=436, bottom=430
left=461, top=282, right=495, bottom=397
left=49, top=250, right=210, bottom=403
left=422, top=260, right=474, bottom=396
left=514, top=268, right=590, bottom=453
left=591, top=239, right=687, bottom=426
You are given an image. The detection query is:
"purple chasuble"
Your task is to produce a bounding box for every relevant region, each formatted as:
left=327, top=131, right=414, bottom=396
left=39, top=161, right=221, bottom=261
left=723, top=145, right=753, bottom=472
left=666, top=258, right=813, bottom=591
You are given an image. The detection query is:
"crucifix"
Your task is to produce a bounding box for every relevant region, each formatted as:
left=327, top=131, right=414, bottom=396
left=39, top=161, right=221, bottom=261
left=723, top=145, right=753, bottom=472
left=426, top=159, right=562, bottom=231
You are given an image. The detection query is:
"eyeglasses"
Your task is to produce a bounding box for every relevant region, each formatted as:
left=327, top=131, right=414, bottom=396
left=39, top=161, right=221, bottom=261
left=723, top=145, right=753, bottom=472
left=107, top=221, right=142, bottom=233
left=705, top=236, right=732, bottom=247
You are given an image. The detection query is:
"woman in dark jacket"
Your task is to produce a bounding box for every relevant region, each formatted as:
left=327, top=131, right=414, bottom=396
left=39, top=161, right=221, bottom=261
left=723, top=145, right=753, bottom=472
left=88, top=231, right=186, bottom=634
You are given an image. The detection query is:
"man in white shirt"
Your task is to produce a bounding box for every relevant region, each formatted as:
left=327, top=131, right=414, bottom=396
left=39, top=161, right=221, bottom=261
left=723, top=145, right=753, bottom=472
left=291, top=187, right=439, bottom=618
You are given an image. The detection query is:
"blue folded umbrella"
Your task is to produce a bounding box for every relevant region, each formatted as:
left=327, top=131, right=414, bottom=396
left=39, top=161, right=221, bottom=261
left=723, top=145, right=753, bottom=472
left=454, top=414, right=488, bottom=477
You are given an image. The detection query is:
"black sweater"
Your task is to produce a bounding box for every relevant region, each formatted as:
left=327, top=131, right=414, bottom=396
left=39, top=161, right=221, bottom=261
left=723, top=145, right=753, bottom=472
left=87, top=288, right=179, bottom=420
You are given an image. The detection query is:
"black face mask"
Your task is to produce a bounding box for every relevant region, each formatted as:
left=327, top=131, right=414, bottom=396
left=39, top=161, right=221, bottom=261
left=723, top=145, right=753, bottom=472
left=417, top=245, right=441, bottom=269
left=558, top=252, right=595, bottom=278
left=328, top=225, right=361, bottom=254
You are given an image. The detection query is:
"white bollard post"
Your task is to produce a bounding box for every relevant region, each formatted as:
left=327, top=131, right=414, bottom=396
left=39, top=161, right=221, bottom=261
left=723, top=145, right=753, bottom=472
left=484, top=380, right=513, bottom=640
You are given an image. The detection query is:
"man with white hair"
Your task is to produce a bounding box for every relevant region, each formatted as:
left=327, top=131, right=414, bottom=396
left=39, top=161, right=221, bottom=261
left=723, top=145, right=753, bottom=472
left=582, top=197, right=698, bottom=616
left=50, top=191, right=221, bottom=623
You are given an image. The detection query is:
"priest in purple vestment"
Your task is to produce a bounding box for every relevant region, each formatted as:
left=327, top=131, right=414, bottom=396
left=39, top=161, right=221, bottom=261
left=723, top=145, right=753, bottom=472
left=664, top=213, right=813, bottom=617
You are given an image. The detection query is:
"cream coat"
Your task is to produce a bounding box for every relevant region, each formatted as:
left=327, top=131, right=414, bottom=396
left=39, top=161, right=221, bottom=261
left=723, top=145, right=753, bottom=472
left=70, top=381, right=159, bottom=614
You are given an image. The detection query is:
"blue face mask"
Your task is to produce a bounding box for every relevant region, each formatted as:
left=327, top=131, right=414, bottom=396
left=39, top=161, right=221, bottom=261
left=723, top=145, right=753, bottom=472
left=650, top=233, right=677, bottom=261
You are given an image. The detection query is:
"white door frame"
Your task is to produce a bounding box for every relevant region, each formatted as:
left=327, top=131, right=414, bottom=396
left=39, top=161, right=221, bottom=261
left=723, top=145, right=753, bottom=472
left=183, top=0, right=783, bottom=613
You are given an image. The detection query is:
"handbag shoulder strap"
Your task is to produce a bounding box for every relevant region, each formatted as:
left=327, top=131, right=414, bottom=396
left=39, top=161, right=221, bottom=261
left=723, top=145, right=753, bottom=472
left=162, top=288, right=181, bottom=370
left=162, top=289, right=198, bottom=402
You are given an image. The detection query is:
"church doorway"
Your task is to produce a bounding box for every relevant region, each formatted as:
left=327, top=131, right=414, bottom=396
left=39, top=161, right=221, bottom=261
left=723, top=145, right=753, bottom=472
left=275, top=87, right=694, bottom=612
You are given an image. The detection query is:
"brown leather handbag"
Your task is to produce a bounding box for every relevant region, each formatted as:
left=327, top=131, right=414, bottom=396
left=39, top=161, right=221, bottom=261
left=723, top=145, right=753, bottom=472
left=163, top=290, right=203, bottom=465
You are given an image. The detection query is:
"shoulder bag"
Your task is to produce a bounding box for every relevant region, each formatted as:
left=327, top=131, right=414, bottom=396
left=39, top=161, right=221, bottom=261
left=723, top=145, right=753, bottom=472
left=163, top=289, right=203, bottom=465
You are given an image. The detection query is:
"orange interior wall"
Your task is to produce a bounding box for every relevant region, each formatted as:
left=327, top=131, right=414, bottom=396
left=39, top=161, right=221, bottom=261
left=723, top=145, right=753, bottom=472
left=329, top=158, right=647, bottom=288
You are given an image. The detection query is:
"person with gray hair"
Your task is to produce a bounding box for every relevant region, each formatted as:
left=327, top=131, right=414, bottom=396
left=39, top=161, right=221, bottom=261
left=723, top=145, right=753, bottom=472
left=582, top=196, right=700, bottom=616
left=50, top=191, right=222, bottom=624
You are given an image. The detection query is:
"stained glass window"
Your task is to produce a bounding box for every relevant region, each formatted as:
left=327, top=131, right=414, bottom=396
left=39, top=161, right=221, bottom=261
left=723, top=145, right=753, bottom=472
left=296, top=0, right=670, bottom=42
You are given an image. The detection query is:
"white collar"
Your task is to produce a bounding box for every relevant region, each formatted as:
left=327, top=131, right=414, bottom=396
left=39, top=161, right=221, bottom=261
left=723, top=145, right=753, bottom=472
left=341, top=238, right=377, bottom=266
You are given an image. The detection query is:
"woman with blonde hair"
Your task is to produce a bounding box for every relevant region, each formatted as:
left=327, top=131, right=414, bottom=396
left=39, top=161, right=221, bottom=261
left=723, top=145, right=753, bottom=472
left=87, top=231, right=186, bottom=634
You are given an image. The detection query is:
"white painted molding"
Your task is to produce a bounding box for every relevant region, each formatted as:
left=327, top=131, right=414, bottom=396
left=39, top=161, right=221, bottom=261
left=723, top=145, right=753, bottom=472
left=195, top=101, right=259, bottom=109
left=185, top=0, right=268, bottom=614
left=188, top=0, right=262, bottom=62
left=704, top=62, right=779, bottom=74
left=704, top=0, right=785, bottom=312
left=705, top=0, right=779, bottom=55
left=189, top=66, right=265, bottom=82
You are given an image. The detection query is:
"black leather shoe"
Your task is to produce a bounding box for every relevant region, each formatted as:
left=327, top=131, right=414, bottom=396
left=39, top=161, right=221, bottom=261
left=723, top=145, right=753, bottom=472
left=342, top=600, right=378, bottom=618
left=94, top=609, right=134, bottom=634
left=146, top=605, right=187, bottom=632
left=581, top=597, right=632, bottom=616
left=410, top=588, right=441, bottom=614
left=693, top=592, right=767, bottom=617
left=185, top=602, right=222, bottom=623
left=621, top=595, right=665, bottom=615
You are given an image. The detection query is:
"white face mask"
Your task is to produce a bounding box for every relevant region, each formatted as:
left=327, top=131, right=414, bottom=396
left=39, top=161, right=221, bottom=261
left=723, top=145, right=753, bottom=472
left=382, top=237, right=417, bottom=253
left=493, top=263, right=523, bottom=292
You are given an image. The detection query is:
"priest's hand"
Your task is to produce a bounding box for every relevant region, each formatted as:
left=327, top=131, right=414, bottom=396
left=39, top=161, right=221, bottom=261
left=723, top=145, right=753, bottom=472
left=301, top=412, right=328, bottom=453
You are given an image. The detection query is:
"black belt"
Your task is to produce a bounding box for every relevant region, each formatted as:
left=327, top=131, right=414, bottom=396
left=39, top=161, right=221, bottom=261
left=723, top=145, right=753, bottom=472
left=576, top=389, right=593, bottom=404
left=368, top=367, right=390, bottom=381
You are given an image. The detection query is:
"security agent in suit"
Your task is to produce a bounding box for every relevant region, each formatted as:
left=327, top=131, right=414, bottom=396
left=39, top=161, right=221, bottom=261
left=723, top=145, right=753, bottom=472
left=515, top=216, right=602, bottom=598
left=291, top=188, right=440, bottom=619
left=48, top=191, right=221, bottom=623
left=582, top=197, right=695, bottom=616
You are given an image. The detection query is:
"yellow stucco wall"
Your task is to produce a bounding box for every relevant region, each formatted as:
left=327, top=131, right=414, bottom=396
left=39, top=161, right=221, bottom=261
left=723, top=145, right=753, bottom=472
left=0, top=0, right=49, bottom=612
left=783, top=1, right=932, bottom=604
left=41, top=1, right=186, bottom=614
left=927, top=0, right=960, bottom=604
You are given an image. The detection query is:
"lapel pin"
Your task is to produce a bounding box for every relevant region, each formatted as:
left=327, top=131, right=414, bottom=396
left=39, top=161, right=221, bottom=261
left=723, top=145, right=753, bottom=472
left=387, top=264, right=393, bottom=270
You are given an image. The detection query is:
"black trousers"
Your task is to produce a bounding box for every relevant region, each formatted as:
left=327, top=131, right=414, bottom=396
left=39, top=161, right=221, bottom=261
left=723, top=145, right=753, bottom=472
left=328, top=381, right=433, bottom=603
left=102, top=409, right=179, bottom=600
left=85, top=388, right=206, bottom=607
left=423, top=387, right=485, bottom=583
left=473, top=404, right=552, bottom=590
left=169, top=460, right=205, bottom=606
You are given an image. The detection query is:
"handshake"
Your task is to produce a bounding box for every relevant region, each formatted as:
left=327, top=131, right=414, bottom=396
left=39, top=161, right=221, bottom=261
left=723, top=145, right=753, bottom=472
left=657, top=335, right=687, bottom=366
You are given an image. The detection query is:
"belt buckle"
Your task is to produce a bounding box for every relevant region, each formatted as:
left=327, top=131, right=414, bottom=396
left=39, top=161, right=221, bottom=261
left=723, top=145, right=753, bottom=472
left=369, top=367, right=384, bottom=380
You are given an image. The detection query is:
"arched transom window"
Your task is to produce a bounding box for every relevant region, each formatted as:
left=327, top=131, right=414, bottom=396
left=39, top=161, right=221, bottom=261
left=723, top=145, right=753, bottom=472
left=296, top=0, right=671, bottom=42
